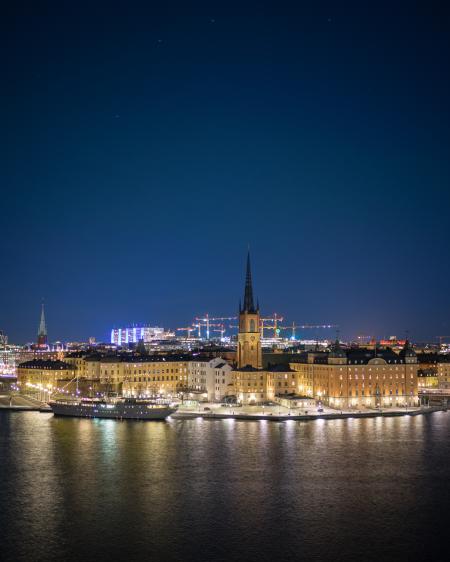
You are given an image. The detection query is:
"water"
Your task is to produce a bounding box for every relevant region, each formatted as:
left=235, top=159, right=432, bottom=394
left=1, top=411, right=449, bottom=562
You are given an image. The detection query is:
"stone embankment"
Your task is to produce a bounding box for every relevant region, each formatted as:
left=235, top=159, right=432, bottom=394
left=172, top=406, right=445, bottom=422
left=0, top=395, right=51, bottom=412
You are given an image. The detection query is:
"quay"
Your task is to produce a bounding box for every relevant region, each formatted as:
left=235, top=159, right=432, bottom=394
left=172, top=405, right=446, bottom=422
left=0, top=394, right=51, bottom=412
left=1, top=394, right=446, bottom=422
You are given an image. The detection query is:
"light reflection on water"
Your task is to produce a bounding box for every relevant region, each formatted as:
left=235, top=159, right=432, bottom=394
left=1, top=411, right=449, bottom=562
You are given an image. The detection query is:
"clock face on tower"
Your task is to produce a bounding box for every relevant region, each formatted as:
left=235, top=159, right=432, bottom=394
left=251, top=336, right=255, bottom=341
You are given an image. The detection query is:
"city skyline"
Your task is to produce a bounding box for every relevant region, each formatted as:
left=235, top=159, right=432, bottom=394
left=3, top=4, right=449, bottom=343
left=2, top=5, right=450, bottom=562
left=6, top=245, right=448, bottom=345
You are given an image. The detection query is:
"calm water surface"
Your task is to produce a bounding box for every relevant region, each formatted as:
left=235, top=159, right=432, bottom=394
left=1, top=411, right=449, bottom=562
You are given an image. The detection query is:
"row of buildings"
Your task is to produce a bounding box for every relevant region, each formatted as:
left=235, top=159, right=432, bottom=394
left=16, top=342, right=450, bottom=408
left=17, top=354, right=233, bottom=402
left=15, top=253, right=450, bottom=408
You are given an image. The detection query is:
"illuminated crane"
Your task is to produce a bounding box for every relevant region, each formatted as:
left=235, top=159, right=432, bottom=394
left=211, top=324, right=227, bottom=339
left=176, top=327, right=198, bottom=338
left=230, top=313, right=284, bottom=337
left=195, top=314, right=237, bottom=339
left=260, top=313, right=284, bottom=338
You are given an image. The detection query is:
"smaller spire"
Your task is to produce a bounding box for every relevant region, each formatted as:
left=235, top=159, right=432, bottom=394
left=37, top=300, right=48, bottom=347
left=38, top=301, right=47, bottom=337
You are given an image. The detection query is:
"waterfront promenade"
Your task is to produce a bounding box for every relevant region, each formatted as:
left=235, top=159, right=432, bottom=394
left=173, top=403, right=445, bottom=422
left=1, top=393, right=445, bottom=422
left=0, top=394, right=51, bottom=412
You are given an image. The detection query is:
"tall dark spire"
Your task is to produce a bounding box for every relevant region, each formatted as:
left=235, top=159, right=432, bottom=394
left=37, top=301, right=48, bottom=347
left=243, top=250, right=256, bottom=313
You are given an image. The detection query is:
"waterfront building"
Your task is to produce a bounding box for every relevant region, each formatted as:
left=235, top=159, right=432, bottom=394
left=121, top=356, right=189, bottom=397
left=75, top=353, right=190, bottom=397
left=84, top=354, right=103, bottom=379
left=17, top=359, right=75, bottom=389
left=187, top=357, right=233, bottom=401
left=64, top=351, right=90, bottom=378
left=266, top=363, right=298, bottom=398
left=417, top=352, right=450, bottom=388
left=211, top=360, right=233, bottom=401
left=289, top=341, right=419, bottom=408
left=188, top=357, right=209, bottom=391
left=437, top=356, right=450, bottom=385
left=64, top=351, right=191, bottom=397
left=417, top=353, right=440, bottom=388
left=65, top=350, right=233, bottom=399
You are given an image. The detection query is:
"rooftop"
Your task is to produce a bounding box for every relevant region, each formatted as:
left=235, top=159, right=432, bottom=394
left=18, top=359, right=74, bottom=370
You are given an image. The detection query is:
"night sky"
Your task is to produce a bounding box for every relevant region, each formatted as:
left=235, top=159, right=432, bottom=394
left=2, top=1, right=450, bottom=344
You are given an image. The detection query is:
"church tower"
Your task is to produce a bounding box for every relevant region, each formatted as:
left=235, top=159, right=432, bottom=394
left=37, top=302, right=48, bottom=347
left=237, top=251, right=262, bottom=369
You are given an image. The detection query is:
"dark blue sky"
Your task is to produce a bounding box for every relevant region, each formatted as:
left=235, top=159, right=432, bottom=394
left=2, top=1, right=450, bottom=343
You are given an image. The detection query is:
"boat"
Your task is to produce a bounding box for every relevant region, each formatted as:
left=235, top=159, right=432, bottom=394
left=49, top=397, right=177, bottom=420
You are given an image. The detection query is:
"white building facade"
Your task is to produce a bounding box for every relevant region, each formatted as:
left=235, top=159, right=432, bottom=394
left=188, top=357, right=233, bottom=401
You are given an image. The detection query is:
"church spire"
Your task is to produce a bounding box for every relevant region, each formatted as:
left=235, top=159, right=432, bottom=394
left=237, top=249, right=262, bottom=370
left=39, top=302, right=47, bottom=336
left=37, top=301, right=48, bottom=347
left=243, top=250, right=256, bottom=313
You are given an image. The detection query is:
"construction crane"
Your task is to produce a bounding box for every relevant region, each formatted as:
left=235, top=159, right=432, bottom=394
left=176, top=327, right=198, bottom=338
left=232, top=314, right=309, bottom=339
left=231, top=313, right=284, bottom=338
left=260, top=313, right=284, bottom=338
left=278, top=323, right=339, bottom=340
left=211, top=324, right=227, bottom=339
left=228, top=316, right=338, bottom=340
left=195, top=314, right=237, bottom=339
